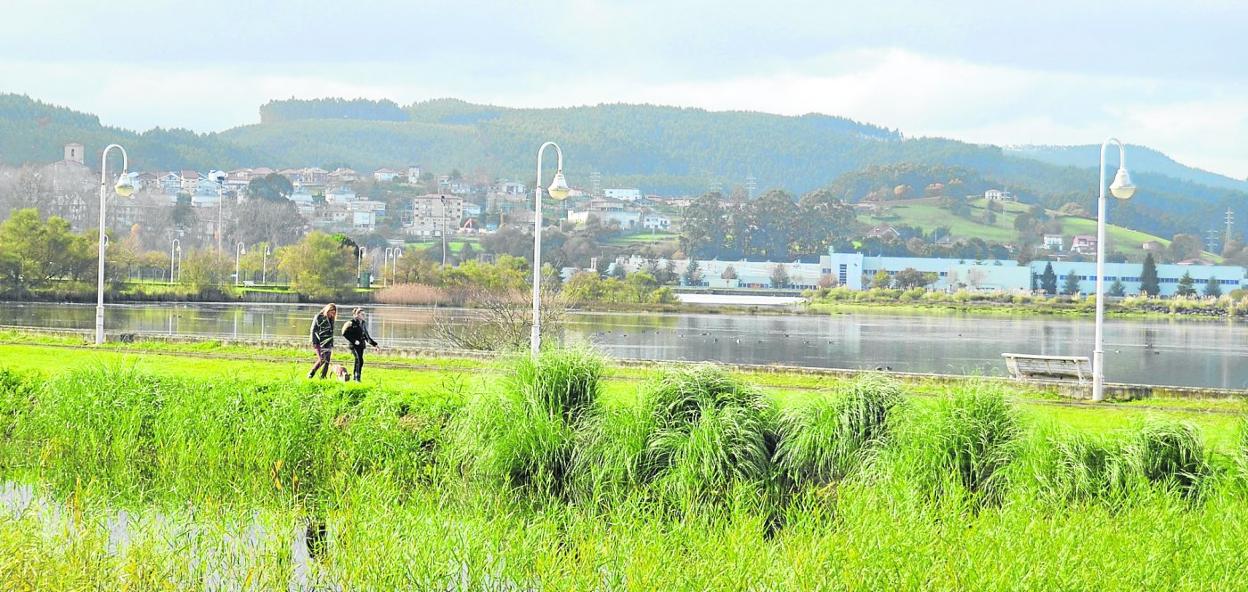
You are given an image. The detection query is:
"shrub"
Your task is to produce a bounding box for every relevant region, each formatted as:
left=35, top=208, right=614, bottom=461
left=774, top=375, right=903, bottom=487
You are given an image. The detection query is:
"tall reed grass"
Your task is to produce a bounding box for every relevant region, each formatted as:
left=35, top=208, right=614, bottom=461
left=3, top=349, right=1248, bottom=589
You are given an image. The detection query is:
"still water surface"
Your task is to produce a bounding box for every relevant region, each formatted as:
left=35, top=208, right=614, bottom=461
left=1, top=302, right=1244, bottom=389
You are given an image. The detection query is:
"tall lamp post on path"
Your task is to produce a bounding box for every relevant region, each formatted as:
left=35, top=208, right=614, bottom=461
left=530, top=142, right=570, bottom=358
left=1092, top=138, right=1137, bottom=402
left=235, top=242, right=247, bottom=285
left=169, top=238, right=181, bottom=283
left=95, top=144, right=135, bottom=345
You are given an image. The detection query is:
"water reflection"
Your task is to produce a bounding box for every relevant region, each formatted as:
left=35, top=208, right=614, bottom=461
left=2, top=302, right=1245, bottom=389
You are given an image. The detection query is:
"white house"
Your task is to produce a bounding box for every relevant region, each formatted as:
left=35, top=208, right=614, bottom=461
left=642, top=213, right=671, bottom=231
left=569, top=209, right=640, bottom=230
left=1043, top=234, right=1064, bottom=251
left=374, top=168, right=400, bottom=182
left=326, top=187, right=358, bottom=204
left=985, top=189, right=1015, bottom=201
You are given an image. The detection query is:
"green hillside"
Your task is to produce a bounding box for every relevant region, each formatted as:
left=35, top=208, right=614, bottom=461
left=1, top=94, right=1244, bottom=240
left=864, top=198, right=1193, bottom=260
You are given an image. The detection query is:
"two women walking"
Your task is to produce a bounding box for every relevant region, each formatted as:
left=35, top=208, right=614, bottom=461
left=307, top=303, right=378, bottom=381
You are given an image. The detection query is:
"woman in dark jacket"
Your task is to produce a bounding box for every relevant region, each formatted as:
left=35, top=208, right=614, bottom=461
left=308, top=303, right=337, bottom=379
left=342, top=307, right=379, bottom=381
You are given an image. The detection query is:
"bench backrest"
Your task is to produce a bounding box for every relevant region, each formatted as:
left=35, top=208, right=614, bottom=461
left=1001, top=353, right=1091, bottom=381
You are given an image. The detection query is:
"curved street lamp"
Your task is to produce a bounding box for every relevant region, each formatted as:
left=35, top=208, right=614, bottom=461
left=262, top=244, right=272, bottom=284
left=531, top=141, right=571, bottom=357
left=1092, top=138, right=1137, bottom=402
left=235, top=242, right=247, bottom=286
left=169, top=238, right=182, bottom=283
left=95, top=144, right=134, bottom=345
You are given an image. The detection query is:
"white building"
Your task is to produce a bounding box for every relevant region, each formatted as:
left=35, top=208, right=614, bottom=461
left=568, top=209, right=640, bottom=230
left=820, top=251, right=1248, bottom=297
left=642, top=213, right=671, bottom=231
left=984, top=189, right=1015, bottom=201
left=604, top=188, right=642, bottom=201
left=326, top=187, right=358, bottom=204
left=374, top=168, right=400, bottom=182
left=1043, top=234, right=1064, bottom=251
left=404, top=194, right=463, bottom=237
left=497, top=181, right=527, bottom=195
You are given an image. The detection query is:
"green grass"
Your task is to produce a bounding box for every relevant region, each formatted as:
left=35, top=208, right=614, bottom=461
left=4, top=341, right=1248, bottom=588
left=866, top=197, right=1209, bottom=260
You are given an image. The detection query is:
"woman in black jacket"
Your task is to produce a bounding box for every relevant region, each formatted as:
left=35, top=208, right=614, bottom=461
left=342, top=307, right=379, bottom=381
left=308, top=303, right=337, bottom=379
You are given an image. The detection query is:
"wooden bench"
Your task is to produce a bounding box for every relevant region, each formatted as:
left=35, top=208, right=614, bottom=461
left=1001, top=353, right=1091, bottom=384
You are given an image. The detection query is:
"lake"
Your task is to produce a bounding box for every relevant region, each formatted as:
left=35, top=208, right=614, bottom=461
left=1, top=302, right=1244, bottom=389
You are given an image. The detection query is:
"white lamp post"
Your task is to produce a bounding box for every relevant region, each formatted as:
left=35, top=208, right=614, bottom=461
left=169, top=238, right=181, bottom=283
left=1092, top=138, right=1137, bottom=402
left=235, top=242, right=246, bottom=285
left=95, top=145, right=134, bottom=345
left=383, top=247, right=394, bottom=286
left=262, top=244, right=271, bottom=284
left=393, top=248, right=403, bottom=283
left=531, top=142, right=571, bottom=358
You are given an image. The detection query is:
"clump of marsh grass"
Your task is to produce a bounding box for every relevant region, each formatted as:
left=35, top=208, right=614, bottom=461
left=774, top=374, right=904, bottom=487
left=569, top=402, right=654, bottom=504
left=641, top=366, right=776, bottom=504
left=1033, top=430, right=1130, bottom=503
left=893, top=383, right=1020, bottom=506
left=509, top=347, right=603, bottom=424
left=1127, top=420, right=1210, bottom=499
left=448, top=348, right=604, bottom=498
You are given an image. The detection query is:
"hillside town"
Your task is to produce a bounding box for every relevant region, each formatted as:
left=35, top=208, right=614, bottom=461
left=3, top=142, right=1242, bottom=298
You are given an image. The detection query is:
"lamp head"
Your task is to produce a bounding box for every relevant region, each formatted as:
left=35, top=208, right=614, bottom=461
left=114, top=174, right=135, bottom=198
left=1109, top=167, right=1136, bottom=200
left=547, top=170, right=570, bottom=201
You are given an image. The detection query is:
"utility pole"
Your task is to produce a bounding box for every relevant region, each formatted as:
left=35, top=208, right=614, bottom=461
left=1205, top=229, right=1221, bottom=254
left=745, top=173, right=757, bottom=200
left=1226, top=208, right=1235, bottom=245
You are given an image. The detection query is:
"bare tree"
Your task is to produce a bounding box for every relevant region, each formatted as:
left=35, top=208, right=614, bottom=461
left=433, top=287, right=565, bottom=351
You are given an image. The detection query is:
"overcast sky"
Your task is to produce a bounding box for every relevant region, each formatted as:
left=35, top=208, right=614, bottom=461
left=1, top=0, right=1244, bottom=178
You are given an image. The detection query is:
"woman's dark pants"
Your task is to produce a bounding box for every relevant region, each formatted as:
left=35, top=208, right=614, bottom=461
left=351, top=346, right=365, bottom=381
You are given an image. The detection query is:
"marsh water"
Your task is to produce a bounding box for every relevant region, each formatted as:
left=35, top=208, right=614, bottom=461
left=2, top=301, right=1245, bottom=389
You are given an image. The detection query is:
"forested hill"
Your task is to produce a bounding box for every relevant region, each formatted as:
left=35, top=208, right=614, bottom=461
left=0, top=93, right=1244, bottom=238
left=1009, top=144, right=1248, bottom=193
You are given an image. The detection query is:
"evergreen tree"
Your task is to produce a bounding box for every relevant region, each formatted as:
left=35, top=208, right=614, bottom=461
left=1140, top=253, right=1160, bottom=296
left=1204, top=276, right=1222, bottom=297
left=1176, top=271, right=1196, bottom=297
left=1040, top=262, right=1058, bottom=295
left=1062, top=271, right=1082, bottom=295
left=1108, top=278, right=1126, bottom=297
left=682, top=259, right=702, bottom=286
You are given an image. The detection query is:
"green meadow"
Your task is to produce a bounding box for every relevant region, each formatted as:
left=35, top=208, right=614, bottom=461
left=1, top=336, right=1247, bottom=590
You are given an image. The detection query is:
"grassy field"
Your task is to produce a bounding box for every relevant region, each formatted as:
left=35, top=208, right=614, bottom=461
left=2, top=337, right=1247, bottom=589
left=865, top=198, right=1205, bottom=260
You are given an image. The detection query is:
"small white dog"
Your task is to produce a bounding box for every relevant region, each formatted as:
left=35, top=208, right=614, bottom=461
left=329, top=364, right=351, bottom=382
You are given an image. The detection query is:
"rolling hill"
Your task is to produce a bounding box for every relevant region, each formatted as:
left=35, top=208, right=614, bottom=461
left=1, top=94, right=1244, bottom=242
